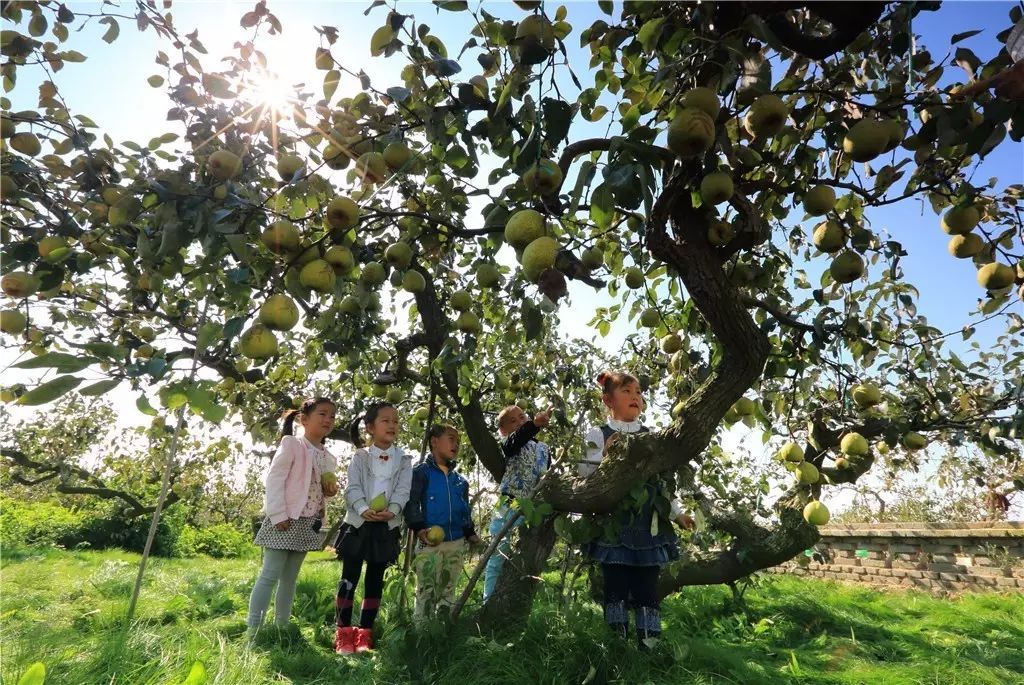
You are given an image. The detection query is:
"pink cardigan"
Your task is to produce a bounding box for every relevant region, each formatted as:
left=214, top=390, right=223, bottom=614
left=264, top=436, right=338, bottom=525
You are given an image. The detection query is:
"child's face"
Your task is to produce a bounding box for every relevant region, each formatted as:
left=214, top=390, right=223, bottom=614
left=499, top=407, right=528, bottom=436
left=431, top=431, right=460, bottom=462
left=368, top=406, right=399, bottom=447
left=603, top=381, right=643, bottom=422
left=301, top=402, right=337, bottom=442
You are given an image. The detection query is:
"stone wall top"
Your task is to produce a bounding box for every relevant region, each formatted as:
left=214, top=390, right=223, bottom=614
left=818, top=521, right=1023, bottom=539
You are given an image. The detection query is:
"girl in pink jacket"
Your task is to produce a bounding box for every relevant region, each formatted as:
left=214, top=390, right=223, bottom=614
left=247, top=397, right=340, bottom=632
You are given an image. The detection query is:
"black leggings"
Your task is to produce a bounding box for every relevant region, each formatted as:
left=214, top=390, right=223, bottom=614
left=602, top=563, right=659, bottom=611
left=335, top=557, right=387, bottom=628
left=602, top=563, right=662, bottom=637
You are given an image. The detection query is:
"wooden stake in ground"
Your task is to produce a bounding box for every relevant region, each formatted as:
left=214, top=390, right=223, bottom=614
left=125, top=318, right=205, bottom=625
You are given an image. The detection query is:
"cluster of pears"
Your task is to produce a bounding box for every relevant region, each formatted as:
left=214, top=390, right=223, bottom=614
left=777, top=442, right=830, bottom=526
left=505, top=208, right=559, bottom=283
left=939, top=202, right=1017, bottom=292
left=239, top=193, right=370, bottom=360
left=664, top=88, right=792, bottom=250
left=801, top=185, right=870, bottom=286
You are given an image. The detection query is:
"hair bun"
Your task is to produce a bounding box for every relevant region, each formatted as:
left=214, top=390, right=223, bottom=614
left=596, top=371, right=609, bottom=387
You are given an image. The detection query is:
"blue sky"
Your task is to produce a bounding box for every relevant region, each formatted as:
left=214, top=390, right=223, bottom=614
left=4, top=2, right=1022, bottom=514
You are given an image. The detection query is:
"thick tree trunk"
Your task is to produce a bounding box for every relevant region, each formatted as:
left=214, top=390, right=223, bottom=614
left=475, top=518, right=557, bottom=634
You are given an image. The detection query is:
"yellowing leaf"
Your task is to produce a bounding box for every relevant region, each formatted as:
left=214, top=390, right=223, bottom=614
left=370, top=25, right=395, bottom=57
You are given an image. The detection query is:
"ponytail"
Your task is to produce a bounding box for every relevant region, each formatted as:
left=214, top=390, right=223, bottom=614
left=281, top=397, right=336, bottom=439
left=281, top=409, right=300, bottom=437
left=347, top=401, right=396, bottom=447
left=347, top=416, right=364, bottom=447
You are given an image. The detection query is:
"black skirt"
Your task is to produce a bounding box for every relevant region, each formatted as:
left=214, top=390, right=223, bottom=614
left=335, top=521, right=401, bottom=565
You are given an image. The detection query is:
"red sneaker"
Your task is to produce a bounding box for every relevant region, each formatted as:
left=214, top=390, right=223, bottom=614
left=354, top=627, right=374, bottom=652
left=334, top=626, right=356, bottom=654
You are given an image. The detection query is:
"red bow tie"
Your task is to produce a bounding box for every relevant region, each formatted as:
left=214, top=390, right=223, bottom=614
left=377, top=453, right=389, bottom=461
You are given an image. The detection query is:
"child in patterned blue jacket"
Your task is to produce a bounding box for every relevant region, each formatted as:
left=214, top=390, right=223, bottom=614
left=482, top=405, right=551, bottom=602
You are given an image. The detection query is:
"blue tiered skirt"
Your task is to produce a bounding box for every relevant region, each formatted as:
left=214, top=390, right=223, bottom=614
left=585, top=482, right=679, bottom=566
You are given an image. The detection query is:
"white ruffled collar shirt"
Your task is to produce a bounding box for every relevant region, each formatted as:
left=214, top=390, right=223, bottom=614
left=367, top=444, right=402, bottom=500
left=607, top=417, right=644, bottom=434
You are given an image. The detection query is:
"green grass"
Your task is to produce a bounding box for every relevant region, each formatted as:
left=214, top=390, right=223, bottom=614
left=1, top=547, right=1022, bottom=684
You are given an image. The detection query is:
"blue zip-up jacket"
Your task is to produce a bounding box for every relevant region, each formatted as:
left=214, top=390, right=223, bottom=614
left=404, top=455, right=476, bottom=542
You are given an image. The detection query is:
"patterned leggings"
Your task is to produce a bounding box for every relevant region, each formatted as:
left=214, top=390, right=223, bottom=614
left=335, top=557, right=387, bottom=629
left=601, top=563, right=661, bottom=639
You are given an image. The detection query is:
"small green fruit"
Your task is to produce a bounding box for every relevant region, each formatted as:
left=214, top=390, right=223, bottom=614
left=795, top=462, right=819, bottom=484
left=940, top=205, right=980, bottom=235
left=699, top=171, right=734, bottom=205
left=829, top=250, right=865, bottom=284
left=208, top=149, right=242, bottom=181
left=0, top=308, right=26, bottom=334
left=803, top=500, right=830, bottom=526
left=813, top=221, right=845, bottom=253
left=239, top=324, right=279, bottom=359
left=299, top=259, right=337, bottom=293
left=402, top=270, right=426, bottom=293
left=369, top=493, right=389, bottom=512
left=902, top=432, right=927, bottom=450
left=681, top=87, right=720, bottom=119
left=744, top=95, right=789, bottom=138
left=977, top=262, right=1014, bottom=290
left=840, top=432, right=869, bottom=456
left=803, top=185, right=836, bottom=216
left=450, top=290, right=472, bottom=312
left=852, top=383, right=881, bottom=408
left=667, top=107, right=715, bottom=157
left=504, top=209, right=547, bottom=248
left=779, top=442, right=804, bottom=463
left=384, top=242, right=414, bottom=269
left=660, top=333, right=682, bottom=354
left=732, top=397, right=756, bottom=416
left=624, top=267, right=645, bottom=289
left=948, top=233, right=984, bottom=258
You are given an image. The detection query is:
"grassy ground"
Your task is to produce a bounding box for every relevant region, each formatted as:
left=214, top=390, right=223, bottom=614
left=1, top=547, right=1021, bottom=685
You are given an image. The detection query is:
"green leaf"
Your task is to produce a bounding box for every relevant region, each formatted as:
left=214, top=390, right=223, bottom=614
left=13, top=352, right=98, bottom=373
left=187, top=387, right=228, bottom=424
left=323, top=69, right=340, bottom=100
left=598, top=0, right=613, bottom=15
left=137, top=395, right=158, bottom=416
left=370, top=25, right=395, bottom=56
left=79, top=379, right=121, bottom=396
left=60, top=50, right=87, bottom=63
left=951, top=29, right=982, bottom=44
left=17, top=662, right=45, bottom=685
left=541, top=97, right=573, bottom=148
left=98, top=16, right=119, bottom=43
left=589, top=182, right=614, bottom=229
left=638, top=17, right=666, bottom=52
left=17, top=376, right=82, bottom=406
left=183, top=661, right=207, bottom=685
left=496, top=74, right=518, bottom=112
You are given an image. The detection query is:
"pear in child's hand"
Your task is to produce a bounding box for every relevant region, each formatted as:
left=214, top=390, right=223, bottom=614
left=369, top=493, right=388, bottom=512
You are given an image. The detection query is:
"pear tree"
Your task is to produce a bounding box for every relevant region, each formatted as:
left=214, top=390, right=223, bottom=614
left=1, top=0, right=1022, bottom=630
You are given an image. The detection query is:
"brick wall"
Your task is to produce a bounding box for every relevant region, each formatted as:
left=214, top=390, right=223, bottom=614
left=772, top=522, right=1024, bottom=593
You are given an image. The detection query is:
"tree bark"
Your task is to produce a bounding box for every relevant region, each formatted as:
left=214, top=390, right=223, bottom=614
left=475, top=517, right=557, bottom=634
